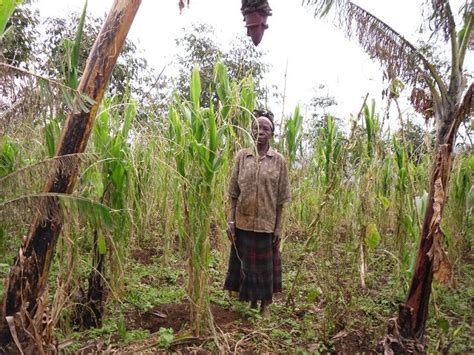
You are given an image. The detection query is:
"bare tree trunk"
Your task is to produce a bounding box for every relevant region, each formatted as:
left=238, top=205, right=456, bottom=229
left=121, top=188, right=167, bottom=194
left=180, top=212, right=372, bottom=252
left=0, top=0, right=141, bottom=351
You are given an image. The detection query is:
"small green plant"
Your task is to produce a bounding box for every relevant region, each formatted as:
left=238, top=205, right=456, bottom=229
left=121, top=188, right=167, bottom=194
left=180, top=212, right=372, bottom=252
left=158, top=327, right=174, bottom=349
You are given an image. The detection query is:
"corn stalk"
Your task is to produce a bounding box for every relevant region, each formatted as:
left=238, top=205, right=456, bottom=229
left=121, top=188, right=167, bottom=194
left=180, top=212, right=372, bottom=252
left=169, top=65, right=227, bottom=337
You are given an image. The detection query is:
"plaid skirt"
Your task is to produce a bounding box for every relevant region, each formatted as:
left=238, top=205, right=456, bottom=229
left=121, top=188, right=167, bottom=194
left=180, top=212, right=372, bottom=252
left=224, top=228, right=282, bottom=302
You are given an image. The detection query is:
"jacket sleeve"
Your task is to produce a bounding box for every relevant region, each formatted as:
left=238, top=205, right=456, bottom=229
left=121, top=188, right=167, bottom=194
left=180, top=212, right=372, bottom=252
left=228, top=150, right=242, bottom=198
left=277, top=157, right=291, bottom=205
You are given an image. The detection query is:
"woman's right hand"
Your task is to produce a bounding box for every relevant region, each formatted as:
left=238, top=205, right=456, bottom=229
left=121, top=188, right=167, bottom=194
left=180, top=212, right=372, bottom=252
left=227, top=221, right=236, bottom=242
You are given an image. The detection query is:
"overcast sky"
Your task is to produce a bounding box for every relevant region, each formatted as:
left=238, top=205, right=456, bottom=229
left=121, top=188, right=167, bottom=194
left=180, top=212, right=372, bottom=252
left=34, top=0, right=472, bottom=129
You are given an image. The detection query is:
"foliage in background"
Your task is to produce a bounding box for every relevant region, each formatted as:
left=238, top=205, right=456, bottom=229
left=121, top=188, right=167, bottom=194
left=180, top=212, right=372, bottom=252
left=174, top=23, right=268, bottom=106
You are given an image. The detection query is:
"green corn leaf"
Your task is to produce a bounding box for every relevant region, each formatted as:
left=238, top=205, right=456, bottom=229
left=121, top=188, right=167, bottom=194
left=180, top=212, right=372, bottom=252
left=240, top=77, right=256, bottom=121
left=468, top=154, right=474, bottom=171
left=183, top=105, right=192, bottom=124
left=97, top=229, right=107, bottom=255
left=111, top=162, right=126, bottom=189
left=94, top=109, right=109, bottom=150
left=0, top=0, right=22, bottom=37
left=169, top=107, right=182, bottom=141
left=61, top=0, right=87, bottom=89
left=123, top=100, right=136, bottom=138
left=67, top=0, right=87, bottom=89
left=403, top=214, right=417, bottom=240
left=190, top=66, right=201, bottom=110
left=212, top=155, right=224, bottom=173
left=177, top=154, right=185, bottom=177
left=365, top=223, right=380, bottom=249
left=215, top=61, right=230, bottom=103
left=72, top=1, right=87, bottom=69
left=45, top=119, right=61, bottom=158
left=192, top=111, right=205, bottom=143
left=215, top=62, right=232, bottom=120
left=208, top=103, right=217, bottom=167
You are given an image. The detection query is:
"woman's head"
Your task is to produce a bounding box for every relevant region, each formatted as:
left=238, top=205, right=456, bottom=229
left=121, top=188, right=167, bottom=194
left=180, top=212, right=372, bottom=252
left=251, top=109, right=274, bottom=146
left=252, top=110, right=274, bottom=133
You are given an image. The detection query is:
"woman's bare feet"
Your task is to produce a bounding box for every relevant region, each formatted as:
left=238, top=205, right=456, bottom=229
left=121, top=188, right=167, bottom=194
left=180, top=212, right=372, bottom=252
left=260, top=300, right=269, bottom=318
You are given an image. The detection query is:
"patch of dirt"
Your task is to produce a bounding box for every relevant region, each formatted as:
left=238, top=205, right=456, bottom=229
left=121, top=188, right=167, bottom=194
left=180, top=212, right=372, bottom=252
left=332, top=331, right=376, bottom=354
left=126, top=302, right=249, bottom=333
left=130, top=245, right=162, bottom=265
left=140, top=275, right=154, bottom=285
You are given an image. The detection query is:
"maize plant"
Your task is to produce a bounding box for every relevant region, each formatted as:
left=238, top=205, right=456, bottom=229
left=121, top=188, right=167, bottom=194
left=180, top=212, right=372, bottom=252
left=169, top=65, right=227, bottom=336
left=283, top=105, right=304, bottom=167
left=286, top=114, right=346, bottom=305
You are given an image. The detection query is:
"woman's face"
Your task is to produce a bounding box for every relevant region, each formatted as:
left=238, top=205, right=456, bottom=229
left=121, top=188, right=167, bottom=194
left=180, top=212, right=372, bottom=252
left=252, top=117, right=273, bottom=145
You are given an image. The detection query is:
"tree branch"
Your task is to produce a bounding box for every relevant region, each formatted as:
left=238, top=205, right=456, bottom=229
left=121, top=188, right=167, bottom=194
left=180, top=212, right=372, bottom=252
left=458, top=11, right=474, bottom=70
left=446, top=1, right=460, bottom=96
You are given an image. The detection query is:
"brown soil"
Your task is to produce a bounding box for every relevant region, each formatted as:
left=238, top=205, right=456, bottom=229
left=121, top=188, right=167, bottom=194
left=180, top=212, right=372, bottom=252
left=333, top=331, right=376, bottom=354
left=130, top=245, right=162, bottom=265
left=126, top=302, right=249, bottom=334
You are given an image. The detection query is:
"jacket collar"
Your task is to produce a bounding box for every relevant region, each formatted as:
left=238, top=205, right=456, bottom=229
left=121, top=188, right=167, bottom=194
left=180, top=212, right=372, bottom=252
left=245, top=146, right=275, bottom=158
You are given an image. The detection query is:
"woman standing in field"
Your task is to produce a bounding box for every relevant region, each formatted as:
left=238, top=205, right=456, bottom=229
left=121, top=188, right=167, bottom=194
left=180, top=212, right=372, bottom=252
left=224, top=110, right=291, bottom=316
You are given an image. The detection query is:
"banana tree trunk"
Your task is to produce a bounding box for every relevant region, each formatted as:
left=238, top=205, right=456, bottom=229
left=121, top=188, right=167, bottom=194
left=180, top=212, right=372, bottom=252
left=0, top=0, right=141, bottom=350
left=382, top=83, right=473, bottom=353
left=400, top=142, right=453, bottom=336
left=382, top=142, right=453, bottom=354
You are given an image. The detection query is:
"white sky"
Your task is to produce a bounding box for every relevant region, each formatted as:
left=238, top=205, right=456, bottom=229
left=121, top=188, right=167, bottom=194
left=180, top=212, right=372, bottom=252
left=34, top=0, right=473, bottom=127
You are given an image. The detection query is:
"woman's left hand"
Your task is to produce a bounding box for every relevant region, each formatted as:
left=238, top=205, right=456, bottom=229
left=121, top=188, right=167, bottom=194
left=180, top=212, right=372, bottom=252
left=273, top=227, right=281, bottom=246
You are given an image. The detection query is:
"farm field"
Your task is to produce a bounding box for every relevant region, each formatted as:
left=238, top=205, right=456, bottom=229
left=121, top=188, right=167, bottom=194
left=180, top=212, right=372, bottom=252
left=0, top=0, right=472, bottom=353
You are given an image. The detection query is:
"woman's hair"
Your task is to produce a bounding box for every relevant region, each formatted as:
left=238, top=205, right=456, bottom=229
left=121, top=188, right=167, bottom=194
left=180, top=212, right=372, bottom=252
left=252, top=109, right=275, bottom=133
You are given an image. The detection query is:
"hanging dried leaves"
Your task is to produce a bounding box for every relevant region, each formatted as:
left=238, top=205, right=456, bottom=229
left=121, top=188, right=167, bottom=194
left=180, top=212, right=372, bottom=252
left=426, top=176, right=453, bottom=286
left=304, top=1, right=435, bottom=90
left=422, top=0, right=453, bottom=42
left=178, top=0, right=190, bottom=14
left=429, top=230, right=453, bottom=286
left=241, top=0, right=272, bottom=16
left=425, top=147, right=453, bottom=287
left=410, top=87, right=434, bottom=121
